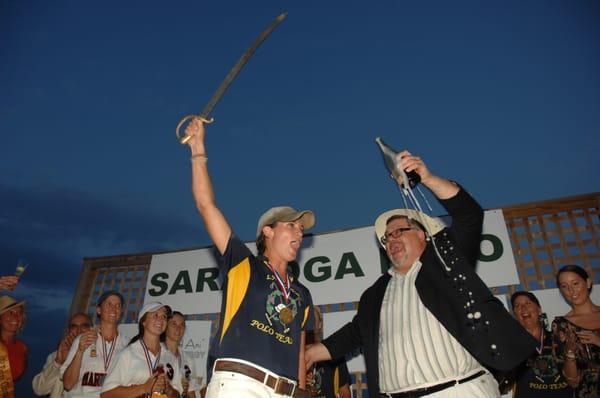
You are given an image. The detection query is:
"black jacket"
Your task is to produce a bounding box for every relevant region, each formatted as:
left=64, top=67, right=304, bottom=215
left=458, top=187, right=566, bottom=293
left=322, top=187, right=536, bottom=397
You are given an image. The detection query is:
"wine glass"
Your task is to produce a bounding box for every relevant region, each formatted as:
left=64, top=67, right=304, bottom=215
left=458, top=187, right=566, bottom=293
left=15, top=258, right=28, bottom=277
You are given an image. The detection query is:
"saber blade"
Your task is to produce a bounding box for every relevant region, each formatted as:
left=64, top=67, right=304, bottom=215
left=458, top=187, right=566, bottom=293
left=177, top=12, right=288, bottom=144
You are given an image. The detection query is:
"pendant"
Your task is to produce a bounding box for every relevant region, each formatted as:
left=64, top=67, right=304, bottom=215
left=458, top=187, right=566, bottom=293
left=279, top=307, right=294, bottom=325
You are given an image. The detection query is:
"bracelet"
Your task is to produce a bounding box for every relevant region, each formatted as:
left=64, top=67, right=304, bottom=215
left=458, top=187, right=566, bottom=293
left=191, top=153, right=208, bottom=162
left=565, top=351, right=577, bottom=360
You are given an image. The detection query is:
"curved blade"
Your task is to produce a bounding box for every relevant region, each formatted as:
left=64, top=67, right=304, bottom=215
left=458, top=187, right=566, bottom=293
left=199, top=12, right=288, bottom=120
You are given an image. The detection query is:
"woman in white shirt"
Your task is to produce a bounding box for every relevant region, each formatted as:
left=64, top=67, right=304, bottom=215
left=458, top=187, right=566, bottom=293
left=163, top=311, right=203, bottom=398
left=101, top=302, right=182, bottom=398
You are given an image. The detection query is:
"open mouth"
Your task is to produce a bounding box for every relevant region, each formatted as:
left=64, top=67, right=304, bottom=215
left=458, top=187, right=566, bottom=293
left=519, top=312, right=532, bottom=320
left=389, top=243, right=405, bottom=256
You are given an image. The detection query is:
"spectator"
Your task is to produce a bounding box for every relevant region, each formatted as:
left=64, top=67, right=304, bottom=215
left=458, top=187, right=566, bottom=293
left=498, top=291, right=571, bottom=397
left=101, top=302, right=182, bottom=398
left=60, top=291, right=127, bottom=397
left=0, top=295, right=28, bottom=383
left=32, top=312, right=92, bottom=397
left=552, top=264, right=600, bottom=398
left=163, top=310, right=202, bottom=398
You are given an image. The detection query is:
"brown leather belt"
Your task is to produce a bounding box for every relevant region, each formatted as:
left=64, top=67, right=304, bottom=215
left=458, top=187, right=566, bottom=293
left=214, top=359, right=310, bottom=398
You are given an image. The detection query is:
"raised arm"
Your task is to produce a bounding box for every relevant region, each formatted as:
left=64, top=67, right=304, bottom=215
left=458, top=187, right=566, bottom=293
left=185, top=118, right=232, bottom=254
left=398, top=150, right=483, bottom=263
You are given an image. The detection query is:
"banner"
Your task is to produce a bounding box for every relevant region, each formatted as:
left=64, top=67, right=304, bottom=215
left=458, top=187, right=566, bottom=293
left=143, top=210, right=519, bottom=312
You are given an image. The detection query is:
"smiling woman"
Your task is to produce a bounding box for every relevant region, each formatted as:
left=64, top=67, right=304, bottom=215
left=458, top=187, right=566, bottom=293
left=552, top=265, right=600, bottom=398
left=101, top=302, right=183, bottom=398
left=498, top=291, right=571, bottom=397
left=0, top=295, right=28, bottom=395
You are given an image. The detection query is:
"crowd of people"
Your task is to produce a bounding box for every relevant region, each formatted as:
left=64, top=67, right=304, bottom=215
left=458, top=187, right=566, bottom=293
left=0, top=118, right=598, bottom=397
left=0, top=286, right=206, bottom=398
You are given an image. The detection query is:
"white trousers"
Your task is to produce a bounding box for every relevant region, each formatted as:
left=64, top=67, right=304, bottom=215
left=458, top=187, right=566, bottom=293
left=205, top=358, right=297, bottom=398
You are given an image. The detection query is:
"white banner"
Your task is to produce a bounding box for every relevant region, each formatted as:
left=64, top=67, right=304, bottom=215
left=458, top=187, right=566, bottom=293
left=143, top=209, right=518, bottom=311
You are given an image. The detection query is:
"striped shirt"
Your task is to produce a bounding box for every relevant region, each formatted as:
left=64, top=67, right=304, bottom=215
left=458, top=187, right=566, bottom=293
left=378, top=261, right=483, bottom=393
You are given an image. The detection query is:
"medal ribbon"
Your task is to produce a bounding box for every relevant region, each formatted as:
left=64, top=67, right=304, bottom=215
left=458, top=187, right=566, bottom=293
left=264, top=261, right=290, bottom=302
left=140, top=340, right=161, bottom=376
left=101, top=334, right=118, bottom=372
left=535, top=328, right=544, bottom=355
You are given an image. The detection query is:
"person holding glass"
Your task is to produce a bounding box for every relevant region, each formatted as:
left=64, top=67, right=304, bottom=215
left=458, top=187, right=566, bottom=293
left=101, top=302, right=183, bottom=398
left=552, top=264, right=600, bottom=398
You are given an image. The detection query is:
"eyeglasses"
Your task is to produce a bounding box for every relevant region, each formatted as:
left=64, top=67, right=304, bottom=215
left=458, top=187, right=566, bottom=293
left=69, top=322, right=92, bottom=332
left=380, top=227, right=415, bottom=244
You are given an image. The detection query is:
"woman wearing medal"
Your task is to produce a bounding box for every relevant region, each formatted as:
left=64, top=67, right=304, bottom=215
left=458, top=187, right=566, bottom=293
left=497, top=291, right=572, bottom=397
left=61, top=291, right=127, bottom=398
left=101, top=302, right=183, bottom=398
left=184, top=118, right=315, bottom=398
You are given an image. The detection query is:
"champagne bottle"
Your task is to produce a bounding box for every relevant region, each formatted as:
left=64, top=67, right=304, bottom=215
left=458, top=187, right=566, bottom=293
left=375, top=137, right=421, bottom=189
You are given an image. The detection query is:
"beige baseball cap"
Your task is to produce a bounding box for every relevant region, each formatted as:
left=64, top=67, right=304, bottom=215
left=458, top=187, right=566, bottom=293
left=256, top=206, right=315, bottom=237
left=374, top=209, right=444, bottom=247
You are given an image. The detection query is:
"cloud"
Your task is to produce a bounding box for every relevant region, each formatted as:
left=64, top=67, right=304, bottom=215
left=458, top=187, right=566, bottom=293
left=0, top=179, right=208, bottom=291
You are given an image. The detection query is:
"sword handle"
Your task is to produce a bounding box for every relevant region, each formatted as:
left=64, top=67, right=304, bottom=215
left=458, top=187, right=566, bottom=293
left=176, top=114, right=214, bottom=144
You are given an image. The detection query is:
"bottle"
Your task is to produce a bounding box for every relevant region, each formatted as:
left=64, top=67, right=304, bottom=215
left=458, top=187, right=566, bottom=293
left=375, top=137, right=421, bottom=189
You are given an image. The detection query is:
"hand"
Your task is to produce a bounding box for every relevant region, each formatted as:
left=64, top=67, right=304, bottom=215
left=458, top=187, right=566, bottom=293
left=577, top=330, right=600, bottom=347
left=0, top=275, right=19, bottom=291
left=77, top=329, right=97, bottom=353
left=142, top=376, right=156, bottom=395
left=56, top=331, right=77, bottom=364
left=185, top=118, right=206, bottom=150
left=396, top=151, right=432, bottom=184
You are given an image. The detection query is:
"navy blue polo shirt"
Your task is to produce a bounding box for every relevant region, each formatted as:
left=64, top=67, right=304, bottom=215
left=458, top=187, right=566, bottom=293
left=212, top=234, right=314, bottom=380
left=311, top=359, right=351, bottom=398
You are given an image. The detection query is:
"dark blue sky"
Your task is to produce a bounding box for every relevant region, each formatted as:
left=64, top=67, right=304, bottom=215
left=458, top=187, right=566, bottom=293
left=2, top=1, right=599, bottom=396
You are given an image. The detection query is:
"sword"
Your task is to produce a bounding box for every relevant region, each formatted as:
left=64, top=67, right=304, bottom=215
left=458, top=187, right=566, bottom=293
left=176, top=12, right=288, bottom=144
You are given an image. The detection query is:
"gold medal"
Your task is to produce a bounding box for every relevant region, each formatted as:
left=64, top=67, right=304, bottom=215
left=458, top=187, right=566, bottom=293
left=279, top=307, right=294, bottom=324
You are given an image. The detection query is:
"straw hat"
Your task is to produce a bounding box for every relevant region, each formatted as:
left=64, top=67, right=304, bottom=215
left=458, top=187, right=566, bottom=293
left=0, top=295, right=26, bottom=315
